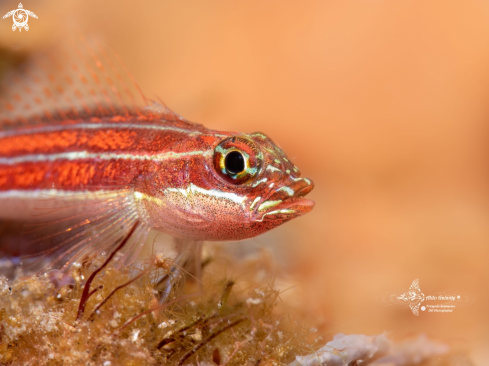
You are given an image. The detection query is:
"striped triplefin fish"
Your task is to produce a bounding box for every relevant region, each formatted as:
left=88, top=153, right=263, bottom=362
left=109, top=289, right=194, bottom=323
left=0, top=40, right=314, bottom=272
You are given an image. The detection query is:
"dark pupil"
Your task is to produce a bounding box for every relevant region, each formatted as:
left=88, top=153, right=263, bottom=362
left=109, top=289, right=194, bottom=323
left=224, top=151, right=245, bottom=175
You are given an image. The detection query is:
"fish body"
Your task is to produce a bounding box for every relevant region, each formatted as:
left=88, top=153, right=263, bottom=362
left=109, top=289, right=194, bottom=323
left=0, top=44, right=314, bottom=270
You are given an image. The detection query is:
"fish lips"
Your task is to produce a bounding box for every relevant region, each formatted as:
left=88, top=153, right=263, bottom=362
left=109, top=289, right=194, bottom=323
left=255, top=177, right=315, bottom=220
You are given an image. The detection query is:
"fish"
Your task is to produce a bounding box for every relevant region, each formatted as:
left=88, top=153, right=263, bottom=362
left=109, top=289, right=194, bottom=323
left=0, top=40, right=314, bottom=272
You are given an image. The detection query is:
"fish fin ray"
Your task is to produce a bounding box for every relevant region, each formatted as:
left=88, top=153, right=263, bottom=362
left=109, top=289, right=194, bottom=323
left=0, top=36, right=187, bottom=128
left=9, top=189, right=146, bottom=273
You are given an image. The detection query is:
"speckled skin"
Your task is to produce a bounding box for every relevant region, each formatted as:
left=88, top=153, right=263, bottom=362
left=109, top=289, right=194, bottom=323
left=0, top=110, right=314, bottom=243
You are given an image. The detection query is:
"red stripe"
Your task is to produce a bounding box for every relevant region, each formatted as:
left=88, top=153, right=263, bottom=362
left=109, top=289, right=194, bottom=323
left=0, top=160, right=141, bottom=190
left=0, top=154, right=220, bottom=192
left=0, top=128, right=219, bottom=157
left=0, top=110, right=224, bottom=158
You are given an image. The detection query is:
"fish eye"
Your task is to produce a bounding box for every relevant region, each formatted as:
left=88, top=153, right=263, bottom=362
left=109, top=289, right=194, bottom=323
left=224, top=151, right=245, bottom=175
left=214, top=137, right=263, bottom=185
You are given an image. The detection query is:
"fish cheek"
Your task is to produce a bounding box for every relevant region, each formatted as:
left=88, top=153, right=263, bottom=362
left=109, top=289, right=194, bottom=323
left=134, top=184, right=248, bottom=240
left=165, top=189, right=247, bottom=225
left=193, top=193, right=247, bottom=224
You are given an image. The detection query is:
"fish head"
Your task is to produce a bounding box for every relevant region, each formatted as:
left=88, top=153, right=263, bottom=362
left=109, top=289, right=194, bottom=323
left=137, top=130, right=314, bottom=241
left=213, top=131, right=315, bottom=228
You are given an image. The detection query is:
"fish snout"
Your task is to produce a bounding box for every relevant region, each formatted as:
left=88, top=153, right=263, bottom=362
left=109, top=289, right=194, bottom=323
left=268, top=177, right=314, bottom=202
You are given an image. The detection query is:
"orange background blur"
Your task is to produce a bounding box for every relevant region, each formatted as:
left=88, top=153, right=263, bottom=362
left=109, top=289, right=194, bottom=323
left=1, top=0, right=489, bottom=363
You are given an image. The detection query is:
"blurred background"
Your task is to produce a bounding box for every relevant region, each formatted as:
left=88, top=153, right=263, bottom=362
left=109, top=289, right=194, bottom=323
left=1, top=0, right=488, bottom=363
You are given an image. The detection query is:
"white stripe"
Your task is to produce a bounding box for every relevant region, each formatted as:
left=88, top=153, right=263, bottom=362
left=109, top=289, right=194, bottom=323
left=165, top=183, right=247, bottom=205
left=291, top=176, right=310, bottom=184
left=249, top=196, right=261, bottom=210
left=258, top=200, right=282, bottom=212
left=278, top=186, right=295, bottom=196
left=267, top=209, right=295, bottom=215
left=250, top=133, right=269, bottom=139
left=266, top=165, right=282, bottom=173
left=257, top=208, right=296, bottom=221
left=0, top=149, right=211, bottom=165
left=0, top=188, right=127, bottom=199
left=0, top=122, right=203, bottom=139
left=252, top=178, right=268, bottom=187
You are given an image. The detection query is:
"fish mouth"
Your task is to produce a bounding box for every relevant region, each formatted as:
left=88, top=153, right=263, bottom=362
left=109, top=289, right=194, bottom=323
left=255, top=177, right=315, bottom=220
left=273, top=196, right=315, bottom=212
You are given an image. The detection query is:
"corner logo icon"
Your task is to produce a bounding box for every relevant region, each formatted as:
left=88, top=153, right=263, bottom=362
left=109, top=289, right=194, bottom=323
left=3, top=3, right=37, bottom=32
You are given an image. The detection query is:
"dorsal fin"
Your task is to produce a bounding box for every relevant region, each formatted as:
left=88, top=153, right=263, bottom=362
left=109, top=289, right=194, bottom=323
left=0, top=36, right=183, bottom=127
